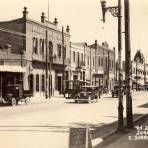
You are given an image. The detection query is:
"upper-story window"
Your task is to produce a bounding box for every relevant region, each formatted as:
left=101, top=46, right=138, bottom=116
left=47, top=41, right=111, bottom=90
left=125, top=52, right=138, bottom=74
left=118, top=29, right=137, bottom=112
left=101, top=58, right=103, bottom=66
left=73, top=51, right=75, bottom=62
left=33, top=37, right=38, bottom=54
left=64, top=47, right=66, bottom=59
left=40, top=39, right=44, bottom=55
left=81, top=53, right=83, bottom=63
left=98, top=57, right=100, bottom=66
left=87, top=56, right=89, bottom=65
left=77, top=52, right=80, bottom=66
left=105, top=57, right=108, bottom=68
left=93, top=57, right=95, bottom=66
left=57, top=44, right=62, bottom=58
left=49, top=41, right=53, bottom=57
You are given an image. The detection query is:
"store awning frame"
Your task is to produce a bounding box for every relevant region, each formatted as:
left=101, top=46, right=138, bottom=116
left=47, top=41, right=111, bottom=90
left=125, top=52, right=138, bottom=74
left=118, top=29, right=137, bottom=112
left=0, top=65, right=26, bottom=73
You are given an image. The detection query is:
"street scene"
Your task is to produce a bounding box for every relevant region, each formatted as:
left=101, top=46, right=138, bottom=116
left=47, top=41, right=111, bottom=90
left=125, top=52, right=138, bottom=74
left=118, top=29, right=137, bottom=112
left=0, top=91, right=147, bottom=148
left=0, top=0, right=148, bottom=148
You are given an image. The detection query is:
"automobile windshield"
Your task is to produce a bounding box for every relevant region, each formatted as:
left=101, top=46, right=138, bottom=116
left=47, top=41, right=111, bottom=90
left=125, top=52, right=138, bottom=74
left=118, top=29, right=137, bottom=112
left=81, top=87, right=94, bottom=92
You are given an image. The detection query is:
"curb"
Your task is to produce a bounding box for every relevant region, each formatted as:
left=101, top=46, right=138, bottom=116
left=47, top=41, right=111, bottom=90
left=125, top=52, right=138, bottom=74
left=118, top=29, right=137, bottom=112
left=93, top=113, right=148, bottom=147
left=102, top=113, right=148, bottom=139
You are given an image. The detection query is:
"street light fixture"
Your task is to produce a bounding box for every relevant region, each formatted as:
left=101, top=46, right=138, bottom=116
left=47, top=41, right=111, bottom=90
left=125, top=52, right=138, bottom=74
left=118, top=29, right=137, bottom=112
left=100, top=0, right=124, bottom=131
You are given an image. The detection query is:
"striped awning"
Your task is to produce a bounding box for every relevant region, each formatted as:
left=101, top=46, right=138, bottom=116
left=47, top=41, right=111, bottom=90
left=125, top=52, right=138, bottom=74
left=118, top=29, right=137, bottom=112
left=0, top=65, right=26, bottom=73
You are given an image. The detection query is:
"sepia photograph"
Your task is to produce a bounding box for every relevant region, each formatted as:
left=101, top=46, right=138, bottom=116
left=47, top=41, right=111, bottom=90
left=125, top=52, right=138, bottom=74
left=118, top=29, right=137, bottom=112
left=0, top=0, right=148, bottom=148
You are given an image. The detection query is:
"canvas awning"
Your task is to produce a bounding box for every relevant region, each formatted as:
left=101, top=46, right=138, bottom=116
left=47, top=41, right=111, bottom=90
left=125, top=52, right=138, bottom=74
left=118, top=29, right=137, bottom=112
left=0, top=65, right=26, bottom=73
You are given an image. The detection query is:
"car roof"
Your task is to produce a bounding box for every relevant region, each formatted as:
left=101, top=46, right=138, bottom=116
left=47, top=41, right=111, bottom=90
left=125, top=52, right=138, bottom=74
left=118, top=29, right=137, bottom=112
left=65, top=80, right=90, bottom=83
left=82, top=85, right=98, bottom=88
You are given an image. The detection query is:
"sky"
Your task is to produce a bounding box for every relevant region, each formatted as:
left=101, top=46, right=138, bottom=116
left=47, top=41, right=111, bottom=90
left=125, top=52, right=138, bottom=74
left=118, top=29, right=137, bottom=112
left=0, top=0, right=148, bottom=61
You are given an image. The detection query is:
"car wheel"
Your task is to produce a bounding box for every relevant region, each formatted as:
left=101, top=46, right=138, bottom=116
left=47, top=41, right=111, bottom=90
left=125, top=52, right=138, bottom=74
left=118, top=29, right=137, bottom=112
left=112, top=94, right=114, bottom=98
left=88, top=97, right=91, bottom=103
left=11, top=98, right=16, bottom=107
left=25, top=97, right=30, bottom=105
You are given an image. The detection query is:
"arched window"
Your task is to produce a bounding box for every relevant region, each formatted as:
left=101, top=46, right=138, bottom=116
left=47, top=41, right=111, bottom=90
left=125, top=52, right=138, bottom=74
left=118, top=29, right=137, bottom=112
left=29, top=74, right=34, bottom=91
left=42, top=74, right=45, bottom=91
left=36, top=74, right=39, bottom=92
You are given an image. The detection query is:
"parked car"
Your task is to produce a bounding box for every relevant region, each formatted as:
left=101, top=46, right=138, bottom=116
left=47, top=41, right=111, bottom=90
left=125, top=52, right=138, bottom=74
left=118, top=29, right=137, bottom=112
left=0, top=84, right=33, bottom=106
left=65, top=80, right=90, bottom=99
left=74, top=85, right=101, bottom=103
left=111, top=85, right=126, bottom=98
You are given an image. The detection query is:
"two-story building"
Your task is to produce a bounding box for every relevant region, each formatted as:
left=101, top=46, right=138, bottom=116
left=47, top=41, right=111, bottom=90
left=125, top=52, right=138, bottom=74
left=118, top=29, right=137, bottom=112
left=69, top=41, right=115, bottom=90
left=0, top=7, right=71, bottom=98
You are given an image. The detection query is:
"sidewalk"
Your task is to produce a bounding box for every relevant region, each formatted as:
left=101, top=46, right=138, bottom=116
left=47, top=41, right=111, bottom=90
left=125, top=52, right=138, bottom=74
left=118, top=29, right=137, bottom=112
left=94, top=114, right=148, bottom=148
left=29, top=94, right=65, bottom=105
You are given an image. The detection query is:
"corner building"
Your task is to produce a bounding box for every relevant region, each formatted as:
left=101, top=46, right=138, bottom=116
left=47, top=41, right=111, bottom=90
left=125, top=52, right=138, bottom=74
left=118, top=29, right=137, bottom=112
left=0, top=7, right=71, bottom=98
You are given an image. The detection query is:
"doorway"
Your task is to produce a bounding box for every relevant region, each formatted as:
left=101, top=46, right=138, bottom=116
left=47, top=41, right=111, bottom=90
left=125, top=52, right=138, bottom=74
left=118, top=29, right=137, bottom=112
left=57, top=76, right=62, bottom=94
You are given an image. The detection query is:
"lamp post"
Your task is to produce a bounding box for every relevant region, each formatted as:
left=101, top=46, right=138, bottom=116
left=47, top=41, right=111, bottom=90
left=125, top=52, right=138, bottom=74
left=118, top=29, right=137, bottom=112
left=136, top=58, right=138, bottom=91
left=101, top=0, right=124, bottom=130
left=45, top=30, right=49, bottom=99
left=62, top=26, right=65, bottom=96
left=124, top=0, right=133, bottom=128
left=49, top=43, right=53, bottom=98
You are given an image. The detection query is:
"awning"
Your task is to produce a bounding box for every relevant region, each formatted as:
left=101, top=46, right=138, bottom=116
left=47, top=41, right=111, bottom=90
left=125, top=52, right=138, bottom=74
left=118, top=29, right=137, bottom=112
left=0, top=65, right=26, bottom=73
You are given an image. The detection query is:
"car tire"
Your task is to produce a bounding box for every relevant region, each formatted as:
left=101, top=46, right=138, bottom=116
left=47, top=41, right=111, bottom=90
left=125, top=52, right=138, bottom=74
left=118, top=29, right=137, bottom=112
left=88, top=97, right=91, bottom=104
left=25, top=97, right=30, bottom=105
left=11, top=98, right=16, bottom=107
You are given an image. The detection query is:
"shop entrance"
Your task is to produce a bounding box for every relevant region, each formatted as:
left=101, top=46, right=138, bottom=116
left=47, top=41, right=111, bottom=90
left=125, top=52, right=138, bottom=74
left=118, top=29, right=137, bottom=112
left=57, top=76, right=62, bottom=94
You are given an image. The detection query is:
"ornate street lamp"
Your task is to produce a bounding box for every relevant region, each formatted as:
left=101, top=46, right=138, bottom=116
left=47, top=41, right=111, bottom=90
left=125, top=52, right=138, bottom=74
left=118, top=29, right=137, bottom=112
left=100, top=0, right=124, bottom=130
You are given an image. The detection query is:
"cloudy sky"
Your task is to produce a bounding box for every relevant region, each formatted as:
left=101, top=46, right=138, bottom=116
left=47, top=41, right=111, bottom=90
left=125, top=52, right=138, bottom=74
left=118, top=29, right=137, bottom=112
left=0, top=0, right=148, bottom=61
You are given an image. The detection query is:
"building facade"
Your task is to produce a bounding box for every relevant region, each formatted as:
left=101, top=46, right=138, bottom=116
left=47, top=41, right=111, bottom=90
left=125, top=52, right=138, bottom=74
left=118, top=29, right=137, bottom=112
left=122, top=50, right=148, bottom=89
left=0, top=7, right=71, bottom=98
left=69, top=41, right=115, bottom=90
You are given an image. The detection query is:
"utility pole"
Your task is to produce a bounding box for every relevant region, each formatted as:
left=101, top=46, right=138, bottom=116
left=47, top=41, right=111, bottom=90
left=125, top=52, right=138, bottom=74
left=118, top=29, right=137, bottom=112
left=62, top=26, right=65, bottom=96
left=124, top=0, right=133, bottom=128
left=107, top=50, right=110, bottom=92
left=95, top=40, right=97, bottom=86
left=45, top=30, right=48, bottom=99
left=136, top=59, right=138, bottom=91
left=117, top=0, right=124, bottom=130
left=100, top=0, right=124, bottom=130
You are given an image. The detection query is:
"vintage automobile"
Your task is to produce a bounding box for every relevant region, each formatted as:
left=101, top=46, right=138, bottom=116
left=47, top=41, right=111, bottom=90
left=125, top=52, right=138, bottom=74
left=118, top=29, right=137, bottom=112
left=65, top=80, right=90, bottom=99
left=0, top=84, right=33, bottom=106
left=99, top=85, right=108, bottom=94
left=111, top=85, right=126, bottom=98
left=74, top=85, right=101, bottom=103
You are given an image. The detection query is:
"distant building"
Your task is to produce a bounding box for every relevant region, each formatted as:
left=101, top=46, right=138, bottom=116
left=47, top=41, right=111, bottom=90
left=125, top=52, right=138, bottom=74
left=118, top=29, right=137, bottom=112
left=122, top=50, right=148, bottom=89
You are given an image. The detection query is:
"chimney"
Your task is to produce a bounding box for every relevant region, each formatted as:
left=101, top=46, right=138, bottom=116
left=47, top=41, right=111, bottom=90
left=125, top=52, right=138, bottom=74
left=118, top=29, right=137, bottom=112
left=23, top=7, right=28, bottom=19
left=54, top=18, right=58, bottom=25
left=41, top=12, right=45, bottom=23
left=102, top=42, right=104, bottom=46
left=66, top=25, right=70, bottom=33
